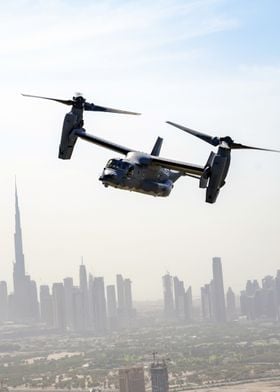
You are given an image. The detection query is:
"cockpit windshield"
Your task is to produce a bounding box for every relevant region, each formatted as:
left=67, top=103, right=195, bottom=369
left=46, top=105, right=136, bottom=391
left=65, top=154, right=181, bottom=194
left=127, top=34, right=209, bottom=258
left=106, top=159, right=132, bottom=171
left=106, top=159, right=120, bottom=169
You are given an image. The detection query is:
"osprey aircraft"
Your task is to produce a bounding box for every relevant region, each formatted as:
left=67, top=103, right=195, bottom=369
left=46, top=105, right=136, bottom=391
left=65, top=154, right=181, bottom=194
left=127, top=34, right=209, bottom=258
left=22, top=93, right=279, bottom=203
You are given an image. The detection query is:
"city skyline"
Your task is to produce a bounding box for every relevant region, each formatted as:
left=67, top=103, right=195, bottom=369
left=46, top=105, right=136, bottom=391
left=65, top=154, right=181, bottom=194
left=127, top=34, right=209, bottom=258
left=1, top=186, right=279, bottom=326
left=0, top=183, right=279, bottom=301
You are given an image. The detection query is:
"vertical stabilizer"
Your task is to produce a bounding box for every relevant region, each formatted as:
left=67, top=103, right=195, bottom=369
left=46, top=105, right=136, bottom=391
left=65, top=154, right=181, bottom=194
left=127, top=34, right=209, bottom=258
left=151, top=137, right=163, bottom=156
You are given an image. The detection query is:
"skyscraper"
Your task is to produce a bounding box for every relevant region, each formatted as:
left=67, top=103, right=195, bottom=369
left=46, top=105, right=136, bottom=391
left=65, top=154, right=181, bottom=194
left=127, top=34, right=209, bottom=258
left=63, top=277, right=74, bottom=329
left=79, top=261, right=90, bottom=328
left=40, top=285, right=53, bottom=326
left=12, top=185, right=37, bottom=321
left=107, top=285, right=118, bottom=330
left=0, top=281, right=8, bottom=322
left=173, top=276, right=185, bottom=320
left=72, top=286, right=87, bottom=331
left=212, top=257, right=226, bottom=322
left=226, top=287, right=236, bottom=321
left=116, top=274, right=125, bottom=316
left=150, top=358, right=169, bottom=392
left=124, top=278, right=133, bottom=316
left=119, top=367, right=146, bottom=392
left=201, top=283, right=213, bottom=321
left=184, top=286, right=193, bottom=321
left=92, top=277, right=107, bottom=334
left=162, top=273, right=174, bottom=318
left=52, top=282, right=66, bottom=331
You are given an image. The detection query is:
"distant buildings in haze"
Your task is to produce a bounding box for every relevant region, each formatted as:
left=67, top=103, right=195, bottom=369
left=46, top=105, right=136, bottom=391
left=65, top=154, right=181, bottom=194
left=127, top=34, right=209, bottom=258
left=0, top=185, right=135, bottom=333
left=162, top=272, right=192, bottom=321
left=1, top=184, right=280, bottom=329
left=201, top=257, right=236, bottom=323
left=240, top=271, right=280, bottom=321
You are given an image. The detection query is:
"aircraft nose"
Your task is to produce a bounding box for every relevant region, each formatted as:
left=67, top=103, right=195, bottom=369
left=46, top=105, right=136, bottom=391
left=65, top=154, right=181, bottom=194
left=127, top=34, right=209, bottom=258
left=99, top=168, right=118, bottom=182
left=100, top=173, right=114, bottom=181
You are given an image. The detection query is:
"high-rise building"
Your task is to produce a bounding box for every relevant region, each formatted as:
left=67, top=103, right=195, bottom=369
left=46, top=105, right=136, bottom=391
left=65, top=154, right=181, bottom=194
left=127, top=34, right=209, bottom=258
left=212, top=257, right=226, bottom=322
left=150, top=359, right=169, bottom=392
left=201, top=283, right=213, bottom=321
left=12, top=185, right=29, bottom=320
left=63, top=277, right=74, bottom=329
left=119, top=366, right=146, bottom=392
left=79, top=261, right=90, bottom=328
left=162, top=273, right=174, bottom=318
left=116, top=274, right=125, bottom=316
left=72, top=286, right=86, bottom=331
left=28, top=279, right=39, bottom=320
left=184, top=286, right=193, bottom=321
left=107, top=285, right=118, bottom=330
left=226, top=287, right=236, bottom=321
left=226, top=287, right=237, bottom=320
left=40, top=285, right=53, bottom=326
left=12, top=184, right=38, bottom=322
left=0, top=281, right=8, bottom=322
left=173, top=276, right=185, bottom=320
left=52, top=282, right=66, bottom=330
left=92, top=277, right=107, bottom=334
left=124, top=278, right=133, bottom=316
left=241, top=274, right=279, bottom=321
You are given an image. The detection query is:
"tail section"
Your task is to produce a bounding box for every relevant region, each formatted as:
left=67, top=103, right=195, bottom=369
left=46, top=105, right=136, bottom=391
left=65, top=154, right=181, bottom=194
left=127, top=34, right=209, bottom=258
left=151, top=137, right=163, bottom=156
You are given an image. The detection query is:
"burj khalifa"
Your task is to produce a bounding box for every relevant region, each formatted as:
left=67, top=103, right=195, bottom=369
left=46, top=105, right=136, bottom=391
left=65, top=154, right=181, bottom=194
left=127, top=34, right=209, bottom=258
left=12, top=184, right=38, bottom=321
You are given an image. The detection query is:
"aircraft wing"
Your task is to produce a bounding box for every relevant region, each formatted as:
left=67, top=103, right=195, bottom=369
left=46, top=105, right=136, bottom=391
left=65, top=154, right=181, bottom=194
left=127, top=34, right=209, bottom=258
left=150, top=156, right=204, bottom=177
left=75, top=129, right=134, bottom=155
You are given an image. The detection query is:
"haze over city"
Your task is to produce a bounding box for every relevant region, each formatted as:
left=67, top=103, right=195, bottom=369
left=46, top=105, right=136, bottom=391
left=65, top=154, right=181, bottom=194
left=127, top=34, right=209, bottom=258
left=1, top=0, right=280, bottom=301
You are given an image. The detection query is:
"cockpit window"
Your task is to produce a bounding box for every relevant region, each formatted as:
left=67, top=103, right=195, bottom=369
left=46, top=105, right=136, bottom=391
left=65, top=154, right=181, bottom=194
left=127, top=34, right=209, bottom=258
left=106, top=159, right=132, bottom=171
left=107, top=159, right=119, bottom=169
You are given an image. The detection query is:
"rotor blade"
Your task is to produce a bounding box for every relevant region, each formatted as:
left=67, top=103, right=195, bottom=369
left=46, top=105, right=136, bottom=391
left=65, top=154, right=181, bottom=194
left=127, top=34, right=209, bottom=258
left=166, top=121, right=220, bottom=146
left=231, top=142, right=280, bottom=153
left=22, top=93, right=74, bottom=106
left=85, top=103, right=140, bottom=115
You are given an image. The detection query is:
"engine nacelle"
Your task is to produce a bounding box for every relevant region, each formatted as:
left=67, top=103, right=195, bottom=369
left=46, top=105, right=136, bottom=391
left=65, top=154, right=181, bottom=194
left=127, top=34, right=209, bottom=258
left=205, top=155, right=228, bottom=203
left=58, top=112, right=80, bottom=160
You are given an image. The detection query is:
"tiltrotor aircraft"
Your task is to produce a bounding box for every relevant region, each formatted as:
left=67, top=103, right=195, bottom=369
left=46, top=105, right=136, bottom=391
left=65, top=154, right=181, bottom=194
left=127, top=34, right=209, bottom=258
left=22, top=93, right=279, bottom=203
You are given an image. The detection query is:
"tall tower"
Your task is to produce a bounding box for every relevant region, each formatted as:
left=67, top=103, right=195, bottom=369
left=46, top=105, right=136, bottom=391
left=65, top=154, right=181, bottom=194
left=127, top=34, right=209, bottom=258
left=150, top=356, right=169, bottom=392
left=12, top=184, right=32, bottom=320
left=116, top=274, right=125, bottom=315
left=212, top=257, right=226, bottom=322
left=173, top=276, right=185, bottom=319
left=13, top=184, right=26, bottom=294
left=92, top=277, right=107, bottom=334
left=0, top=281, right=8, bottom=322
left=107, top=285, right=118, bottom=330
left=124, top=278, right=133, bottom=316
left=226, top=287, right=236, bottom=321
left=40, top=285, right=53, bottom=326
left=52, top=282, right=66, bottom=331
left=162, top=273, right=174, bottom=318
left=79, top=261, right=90, bottom=328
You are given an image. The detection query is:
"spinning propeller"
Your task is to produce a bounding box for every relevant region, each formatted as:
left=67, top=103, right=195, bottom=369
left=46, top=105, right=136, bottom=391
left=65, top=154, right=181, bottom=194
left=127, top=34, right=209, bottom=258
left=22, top=93, right=141, bottom=115
left=166, top=121, right=280, bottom=153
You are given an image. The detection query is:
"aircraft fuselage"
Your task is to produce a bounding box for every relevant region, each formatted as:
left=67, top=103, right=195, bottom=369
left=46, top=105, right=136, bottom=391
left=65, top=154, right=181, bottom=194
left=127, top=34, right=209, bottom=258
left=99, top=152, right=177, bottom=197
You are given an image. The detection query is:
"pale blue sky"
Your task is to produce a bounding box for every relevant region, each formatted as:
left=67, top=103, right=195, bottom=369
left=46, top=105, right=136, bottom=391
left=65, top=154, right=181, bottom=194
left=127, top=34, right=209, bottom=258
left=0, top=0, right=280, bottom=300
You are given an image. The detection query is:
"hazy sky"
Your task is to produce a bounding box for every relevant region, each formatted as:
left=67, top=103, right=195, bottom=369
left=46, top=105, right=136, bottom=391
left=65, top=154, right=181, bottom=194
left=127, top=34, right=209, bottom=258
left=1, top=0, right=280, bottom=300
